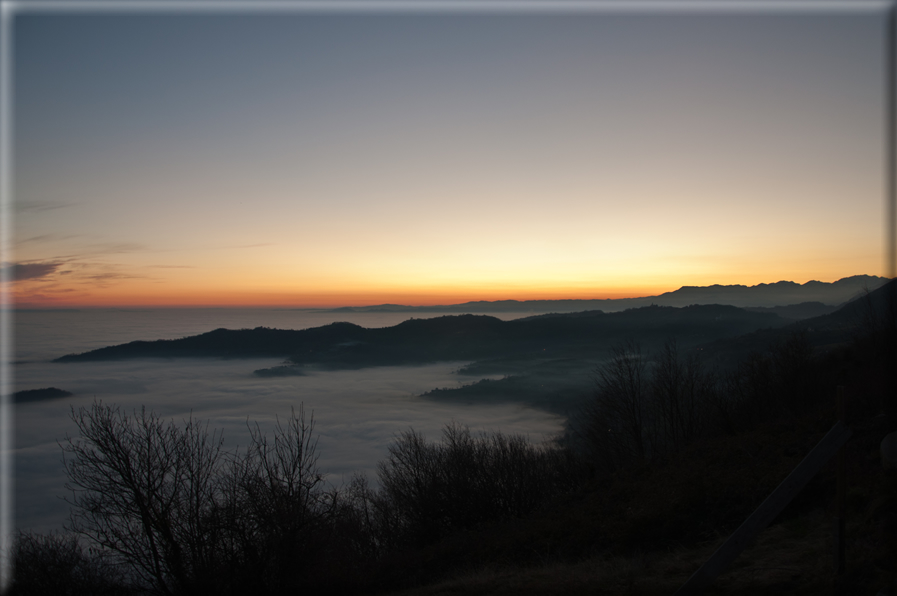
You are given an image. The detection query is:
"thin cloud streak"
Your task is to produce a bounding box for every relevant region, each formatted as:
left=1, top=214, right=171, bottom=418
left=1, top=262, right=63, bottom=281
left=14, top=234, right=82, bottom=247
left=14, top=201, right=75, bottom=215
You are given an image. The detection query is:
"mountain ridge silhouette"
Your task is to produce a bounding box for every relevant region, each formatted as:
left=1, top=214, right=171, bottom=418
left=323, top=275, right=887, bottom=313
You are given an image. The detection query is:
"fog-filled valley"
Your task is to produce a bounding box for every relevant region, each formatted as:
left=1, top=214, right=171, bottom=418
left=13, top=276, right=888, bottom=533
left=15, top=309, right=567, bottom=534
left=9, top=277, right=896, bottom=594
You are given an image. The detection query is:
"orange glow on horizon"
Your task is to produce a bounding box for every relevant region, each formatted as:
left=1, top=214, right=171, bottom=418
left=9, top=13, right=885, bottom=314
left=8, top=270, right=880, bottom=309
left=10, top=287, right=672, bottom=309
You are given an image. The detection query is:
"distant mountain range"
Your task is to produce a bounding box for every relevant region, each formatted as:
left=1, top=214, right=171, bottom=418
left=55, top=303, right=787, bottom=366
left=49, top=278, right=896, bottom=414
left=324, top=275, right=889, bottom=316
left=53, top=276, right=892, bottom=369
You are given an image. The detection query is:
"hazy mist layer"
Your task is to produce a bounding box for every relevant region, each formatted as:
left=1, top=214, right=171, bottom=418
left=13, top=309, right=565, bottom=533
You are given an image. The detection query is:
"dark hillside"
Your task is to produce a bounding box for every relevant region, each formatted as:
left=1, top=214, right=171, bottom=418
left=744, top=301, right=838, bottom=320
left=375, top=297, right=896, bottom=595
left=53, top=306, right=786, bottom=371
left=53, top=322, right=367, bottom=361
left=692, top=279, right=897, bottom=371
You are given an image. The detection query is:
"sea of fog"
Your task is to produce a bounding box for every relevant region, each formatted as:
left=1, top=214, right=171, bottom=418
left=12, top=308, right=566, bottom=533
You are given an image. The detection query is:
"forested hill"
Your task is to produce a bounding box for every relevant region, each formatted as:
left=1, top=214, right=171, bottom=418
left=54, top=304, right=786, bottom=367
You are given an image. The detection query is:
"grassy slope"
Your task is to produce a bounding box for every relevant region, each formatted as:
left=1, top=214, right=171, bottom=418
left=381, top=353, right=895, bottom=595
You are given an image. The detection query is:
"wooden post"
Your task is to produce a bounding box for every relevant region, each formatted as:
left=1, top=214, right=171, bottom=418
left=676, top=421, right=852, bottom=594
left=833, top=386, right=847, bottom=575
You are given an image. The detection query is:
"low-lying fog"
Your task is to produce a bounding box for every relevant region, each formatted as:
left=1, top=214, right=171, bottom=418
left=13, top=309, right=567, bottom=533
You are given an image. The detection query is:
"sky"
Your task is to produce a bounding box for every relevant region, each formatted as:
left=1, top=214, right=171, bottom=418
left=3, top=2, right=892, bottom=307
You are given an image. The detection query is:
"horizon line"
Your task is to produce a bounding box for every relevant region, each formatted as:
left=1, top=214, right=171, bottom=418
left=8, top=273, right=888, bottom=310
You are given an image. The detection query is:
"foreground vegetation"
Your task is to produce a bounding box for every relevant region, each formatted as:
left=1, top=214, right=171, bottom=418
left=10, top=287, right=896, bottom=595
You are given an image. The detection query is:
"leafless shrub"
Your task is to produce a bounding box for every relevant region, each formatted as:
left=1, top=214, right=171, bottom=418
left=578, top=341, right=652, bottom=473
left=651, top=339, right=713, bottom=454
left=222, top=406, right=338, bottom=592
left=580, top=340, right=719, bottom=471
left=10, top=530, right=132, bottom=595
left=60, top=401, right=337, bottom=595
left=376, top=424, right=574, bottom=547
left=62, top=402, right=226, bottom=594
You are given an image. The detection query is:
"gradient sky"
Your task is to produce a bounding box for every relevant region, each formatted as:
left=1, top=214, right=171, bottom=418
left=4, top=3, right=891, bottom=307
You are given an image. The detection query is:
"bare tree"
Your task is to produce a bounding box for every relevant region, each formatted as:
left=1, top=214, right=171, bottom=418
left=376, top=424, right=573, bottom=547
left=226, top=406, right=336, bottom=592
left=582, top=340, right=652, bottom=470
left=580, top=339, right=719, bottom=468
left=62, top=402, right=225, bottom=594
left=10, top=530, right=131, bottom=595
left=651, top=339, right=709, bottom=454
left=60, top=402, right=335, bottom=595
left=376, top=428, right=443, bottom=545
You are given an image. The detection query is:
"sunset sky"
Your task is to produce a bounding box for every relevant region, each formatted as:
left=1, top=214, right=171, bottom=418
left=4, top=2, right=891, bottom=307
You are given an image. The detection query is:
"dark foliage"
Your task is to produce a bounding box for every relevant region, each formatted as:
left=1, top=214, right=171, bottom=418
left=60, top=403, right=341, bottom=595
left=373, top=424, right=578, bottom=548
left=577, top=338, right=718, bottom=474
left=49, top=400, right=579, bottom=595
left=9, top=531, right=133, bottom=596
left=578, top=326, right=841, bottom=475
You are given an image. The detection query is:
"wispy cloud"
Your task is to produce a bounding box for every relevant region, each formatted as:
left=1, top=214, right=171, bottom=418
left=1, top=261, right=64, bottom=281
left=15, top=233, right=83, bottom=247
left=82, top=272, right=141, bottom=283
left=61, top=263, right=148, bottom=288
left=6, top=255, right=151, bottom=300
left=145, top=265, right=196, bottom=269
left=14, top=201, right=76, bottom=214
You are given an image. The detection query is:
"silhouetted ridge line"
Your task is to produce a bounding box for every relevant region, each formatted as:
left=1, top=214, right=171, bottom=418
left=323, top=275, right=889, bottom=313
left=14, top=387, right=73, bottom=403
left=53, top=306, right=785, bottom=366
